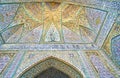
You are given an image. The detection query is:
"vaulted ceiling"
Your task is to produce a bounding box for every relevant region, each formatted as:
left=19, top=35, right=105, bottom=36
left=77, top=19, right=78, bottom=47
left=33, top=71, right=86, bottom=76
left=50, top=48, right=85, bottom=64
left=0, top=0, right=119, bottom=50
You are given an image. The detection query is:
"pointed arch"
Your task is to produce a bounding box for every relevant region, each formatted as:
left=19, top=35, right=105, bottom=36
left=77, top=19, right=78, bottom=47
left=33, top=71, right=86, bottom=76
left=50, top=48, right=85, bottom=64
left=18, top=56, right=83, bottom=78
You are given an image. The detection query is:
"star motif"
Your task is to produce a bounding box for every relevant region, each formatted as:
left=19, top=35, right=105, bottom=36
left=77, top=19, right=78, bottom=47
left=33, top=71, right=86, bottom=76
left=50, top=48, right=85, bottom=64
left=9, top=2, right=95, bottom=43
left=41, top=2, right=68, bottom=43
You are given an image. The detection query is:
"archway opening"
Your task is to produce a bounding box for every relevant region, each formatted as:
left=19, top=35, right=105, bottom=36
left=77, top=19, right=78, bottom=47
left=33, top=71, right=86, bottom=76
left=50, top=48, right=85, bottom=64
left=35, top=67, right=70, bottom=78
left=19, top=56, right=83, bottom=78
